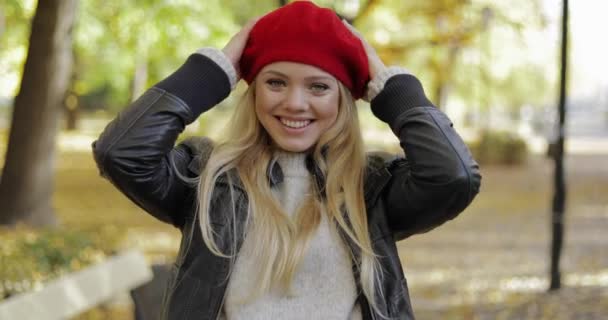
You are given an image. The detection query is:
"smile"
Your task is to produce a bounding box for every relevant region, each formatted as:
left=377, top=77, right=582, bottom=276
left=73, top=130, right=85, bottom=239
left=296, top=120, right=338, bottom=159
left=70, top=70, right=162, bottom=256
left=279, top=117, right=312, bottom=129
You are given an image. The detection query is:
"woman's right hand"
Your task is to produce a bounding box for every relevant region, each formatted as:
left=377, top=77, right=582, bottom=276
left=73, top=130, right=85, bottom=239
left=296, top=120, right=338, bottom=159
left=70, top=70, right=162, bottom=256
left=222, top=17, right=260, bottom=76
left=342, top=20, right=387, bottom=80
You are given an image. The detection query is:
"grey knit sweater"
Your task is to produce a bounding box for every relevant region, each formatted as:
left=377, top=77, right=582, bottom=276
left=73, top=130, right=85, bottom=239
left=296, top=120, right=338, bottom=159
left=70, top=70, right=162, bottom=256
left=222, top=152, right=362, bottom=320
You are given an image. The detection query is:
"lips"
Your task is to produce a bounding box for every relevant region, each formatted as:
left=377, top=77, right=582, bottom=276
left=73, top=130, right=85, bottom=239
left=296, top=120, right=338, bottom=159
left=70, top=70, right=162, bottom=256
left=279, top=117, right=312, bottom=129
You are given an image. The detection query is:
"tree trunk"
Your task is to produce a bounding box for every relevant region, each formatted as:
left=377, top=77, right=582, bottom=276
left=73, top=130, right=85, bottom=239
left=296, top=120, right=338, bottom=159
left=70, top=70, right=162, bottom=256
left=130, top=61, right=148, bottom=102
left=549, top=0, right=569, bottom=291
left=433, top=82, right=448, bottom=110
left=64, top=47, right=80, bottom=131
left=0, top=0, right=77, bottom=226
left=0, top=7, right=5, bottom=38
left=430, top=46, right=458, bottom=109
left=64, top=91, right=79, bottom=131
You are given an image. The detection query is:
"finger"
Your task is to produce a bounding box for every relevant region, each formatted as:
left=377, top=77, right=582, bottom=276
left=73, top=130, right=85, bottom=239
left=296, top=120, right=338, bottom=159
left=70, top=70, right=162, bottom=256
left=342, top=19, right=373, bottom=52
left=342, top=19, right=362, bottom=38
left=242, top=16, right=262, bottom=34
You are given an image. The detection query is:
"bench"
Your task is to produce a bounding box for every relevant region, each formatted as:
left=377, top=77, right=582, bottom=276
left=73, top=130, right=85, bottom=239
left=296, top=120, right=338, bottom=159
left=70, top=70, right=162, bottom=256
left=0, top=250, right=153, bottom=320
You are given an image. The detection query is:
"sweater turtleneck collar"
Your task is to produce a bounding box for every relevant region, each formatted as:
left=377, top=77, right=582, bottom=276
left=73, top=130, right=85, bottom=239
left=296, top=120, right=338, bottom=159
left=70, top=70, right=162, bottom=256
left=273, top=151, right=308, bottom=177
left=266, top=149, right=326, bottom=200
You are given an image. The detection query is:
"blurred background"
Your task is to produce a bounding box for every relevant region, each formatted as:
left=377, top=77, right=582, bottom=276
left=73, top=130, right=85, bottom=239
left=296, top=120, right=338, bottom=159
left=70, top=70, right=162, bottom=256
left=0, top=0, right=606, bottom=319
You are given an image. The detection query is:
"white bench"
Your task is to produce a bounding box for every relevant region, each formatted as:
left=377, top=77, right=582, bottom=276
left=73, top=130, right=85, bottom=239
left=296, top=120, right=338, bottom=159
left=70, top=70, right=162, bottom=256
left=0, top=250, right=153, bottom=320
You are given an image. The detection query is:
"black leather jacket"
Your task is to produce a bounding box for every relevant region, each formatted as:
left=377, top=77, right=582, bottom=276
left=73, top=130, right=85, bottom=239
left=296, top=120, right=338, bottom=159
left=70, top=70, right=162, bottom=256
left=92, top=54, right=481, bottom=320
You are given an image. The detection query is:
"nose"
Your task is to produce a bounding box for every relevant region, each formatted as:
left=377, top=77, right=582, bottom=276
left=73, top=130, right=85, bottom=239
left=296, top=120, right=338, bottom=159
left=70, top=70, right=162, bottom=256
left=283, top=87, right=308, bottom=112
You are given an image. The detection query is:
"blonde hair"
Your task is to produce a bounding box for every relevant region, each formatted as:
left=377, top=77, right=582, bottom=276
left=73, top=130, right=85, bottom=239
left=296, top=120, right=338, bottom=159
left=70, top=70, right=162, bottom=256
left=196, top=81, right=383, bottom=310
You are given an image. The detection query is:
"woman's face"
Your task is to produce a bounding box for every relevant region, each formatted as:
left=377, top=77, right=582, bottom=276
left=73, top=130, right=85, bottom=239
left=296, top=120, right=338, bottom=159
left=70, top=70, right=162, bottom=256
left=254, top=62, right=340, bottom=152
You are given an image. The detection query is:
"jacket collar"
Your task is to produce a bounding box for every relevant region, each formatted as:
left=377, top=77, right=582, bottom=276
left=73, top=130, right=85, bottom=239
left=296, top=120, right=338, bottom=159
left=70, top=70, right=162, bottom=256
left=267, top=151, right=393, bottom=205
left=266, top=157, right=284, bottom=187
left=190, top=147, right=393, bottom=205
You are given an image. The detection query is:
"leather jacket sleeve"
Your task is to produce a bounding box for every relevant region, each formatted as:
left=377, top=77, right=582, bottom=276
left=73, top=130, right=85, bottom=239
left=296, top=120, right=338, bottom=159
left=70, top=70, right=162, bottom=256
left=92, top=50, right=481, bottom=238
left=92, top=54, right=231, bottom=228
left=370, top=74, right=481, bottom=240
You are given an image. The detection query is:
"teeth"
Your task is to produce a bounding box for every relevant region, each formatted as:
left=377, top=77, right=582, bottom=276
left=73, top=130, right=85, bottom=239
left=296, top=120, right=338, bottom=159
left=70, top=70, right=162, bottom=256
left=280, top=118, right=311, bottom=129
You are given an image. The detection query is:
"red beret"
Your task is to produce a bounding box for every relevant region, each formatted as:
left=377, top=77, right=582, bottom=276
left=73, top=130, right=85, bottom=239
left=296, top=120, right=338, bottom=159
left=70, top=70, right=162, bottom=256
left=240, top=1, right=370, bottom=100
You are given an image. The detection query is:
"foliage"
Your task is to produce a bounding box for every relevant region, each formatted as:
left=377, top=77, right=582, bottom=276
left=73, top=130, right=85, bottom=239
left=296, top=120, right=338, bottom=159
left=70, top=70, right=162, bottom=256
left=73, top=0, right=241, bottom=110
left=0, top=226, right=125, bottom=300
left=495, top=64, right=552, bottom=110
left=0, top=0, right=550, bottom=116
left=356, top=0, right=546, bottom=109
left=0, top=0, right=36, bottom=98
left=470, top=130, right=528, bottom=165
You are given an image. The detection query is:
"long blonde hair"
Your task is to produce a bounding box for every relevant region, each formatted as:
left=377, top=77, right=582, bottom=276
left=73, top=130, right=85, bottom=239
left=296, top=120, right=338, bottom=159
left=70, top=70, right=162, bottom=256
left=197, top=81, right=383, bottom=309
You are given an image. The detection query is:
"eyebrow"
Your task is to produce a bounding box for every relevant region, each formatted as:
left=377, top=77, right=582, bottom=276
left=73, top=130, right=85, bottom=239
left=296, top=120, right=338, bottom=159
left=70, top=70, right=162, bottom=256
left=262, top=70, right=335, bottom=82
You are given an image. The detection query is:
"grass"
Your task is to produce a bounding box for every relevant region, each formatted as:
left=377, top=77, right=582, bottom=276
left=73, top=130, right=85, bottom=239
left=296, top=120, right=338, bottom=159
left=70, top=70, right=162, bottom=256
left=54, top=151, right=173, bottom=232
left=0, top=121, right=181, bottom=233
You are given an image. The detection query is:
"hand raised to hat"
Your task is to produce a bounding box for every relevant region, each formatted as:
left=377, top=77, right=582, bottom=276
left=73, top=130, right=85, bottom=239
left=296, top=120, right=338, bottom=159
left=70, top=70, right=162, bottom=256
left=222, top=17, right=261, bottom=78
left=342, top=20, right=387, bottom=80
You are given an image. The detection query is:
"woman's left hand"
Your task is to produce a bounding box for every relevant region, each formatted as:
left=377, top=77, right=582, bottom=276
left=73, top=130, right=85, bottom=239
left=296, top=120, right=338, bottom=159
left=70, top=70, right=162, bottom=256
left=342, top=20, right=387, bottom=79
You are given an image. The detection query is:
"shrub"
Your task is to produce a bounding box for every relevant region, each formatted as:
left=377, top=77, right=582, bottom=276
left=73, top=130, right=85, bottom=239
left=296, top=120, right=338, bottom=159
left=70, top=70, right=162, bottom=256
left=470, top=130, right=528, bottom=165
left=0, top=226, right=125, bottom=300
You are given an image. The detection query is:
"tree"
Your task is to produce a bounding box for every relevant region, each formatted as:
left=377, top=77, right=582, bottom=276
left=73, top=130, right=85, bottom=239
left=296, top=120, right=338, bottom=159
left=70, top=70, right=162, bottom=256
left=70, top=0, right=247, bottom=114
left=0, top=0, right=77, bottom=226
left=550, top=0, right=569, bottom=291
left=353, top=0, right=544, bottom=110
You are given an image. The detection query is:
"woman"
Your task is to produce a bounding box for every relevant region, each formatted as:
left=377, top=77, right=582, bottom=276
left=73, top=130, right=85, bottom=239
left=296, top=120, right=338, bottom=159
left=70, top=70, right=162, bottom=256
left=92, top=2, right=481, bottom=319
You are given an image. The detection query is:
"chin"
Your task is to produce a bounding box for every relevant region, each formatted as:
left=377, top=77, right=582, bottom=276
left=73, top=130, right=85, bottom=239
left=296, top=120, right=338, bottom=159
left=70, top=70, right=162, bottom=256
left=276, top=141, right=314, bottom=153
left=277, top=145, right=309, bottom=153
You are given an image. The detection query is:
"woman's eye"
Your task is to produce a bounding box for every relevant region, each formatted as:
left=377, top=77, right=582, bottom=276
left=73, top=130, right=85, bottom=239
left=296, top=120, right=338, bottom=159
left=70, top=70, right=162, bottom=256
left=266, top=79, right=286, bottom=88
left=310, top=83, right=329, bottom=92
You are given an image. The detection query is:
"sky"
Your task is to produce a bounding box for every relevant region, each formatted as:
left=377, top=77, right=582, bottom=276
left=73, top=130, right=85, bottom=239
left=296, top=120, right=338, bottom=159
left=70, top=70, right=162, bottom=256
left=550, top=0, right=608, bottom=98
